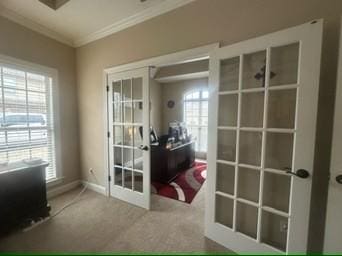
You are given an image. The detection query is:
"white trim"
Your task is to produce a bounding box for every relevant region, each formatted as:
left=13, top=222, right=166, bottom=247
left=73, top=0, right=194, bottom=47
left=47, top=180, right=81, bottom=199
left=104, top=43, right=219, bottom=74
left=0, top=0, right=194, bottom=47
left=82, top=180, right=106, bottom=195
left=0, top=5, right=73, bottom=46
left=154, top=71, right=208, bottom=83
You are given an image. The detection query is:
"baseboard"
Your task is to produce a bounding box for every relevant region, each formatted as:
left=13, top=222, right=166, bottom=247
left=82, top=180, right=106, bottom=195
left=47, top=180, right=81, bottom=199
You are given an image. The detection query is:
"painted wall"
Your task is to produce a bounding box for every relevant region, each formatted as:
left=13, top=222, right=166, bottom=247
left=160, top=78, right=208, bottom=134
left=76, top=0, right=342, bottom=251
left=0, top=16, right=80, bottom=188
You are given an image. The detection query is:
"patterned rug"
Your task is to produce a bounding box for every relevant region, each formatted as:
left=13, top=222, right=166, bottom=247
left=151, top=161, right=207, bottom=204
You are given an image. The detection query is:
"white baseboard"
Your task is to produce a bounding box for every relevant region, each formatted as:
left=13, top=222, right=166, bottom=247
left=82, top=180, right=106, bottom=195
left=47, top=180, right=81, bottom=199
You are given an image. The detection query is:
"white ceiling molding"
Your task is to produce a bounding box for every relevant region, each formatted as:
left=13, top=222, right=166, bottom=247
left=0, top=5, right=74, bottom=46
left=73, top=0, right=195, bottom=47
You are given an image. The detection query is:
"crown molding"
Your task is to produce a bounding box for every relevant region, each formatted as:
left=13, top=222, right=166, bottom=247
left=73, top=0, right=195, bottom=47
left=0, top=5, right=74, bottom=46
left=0, top=0, right=195, bottom=48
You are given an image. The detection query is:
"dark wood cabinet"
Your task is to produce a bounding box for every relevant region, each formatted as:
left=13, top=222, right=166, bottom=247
left=0, top=162, right=50, bottom=235
left=151, top=141, right=195, bottom=183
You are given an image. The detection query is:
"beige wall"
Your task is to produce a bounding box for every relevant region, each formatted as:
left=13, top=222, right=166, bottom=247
left=0, top=16, right=80, bottom=187
left=76, top=0, right=342, bottom=251
left=160, top=78, right=208, bottom=134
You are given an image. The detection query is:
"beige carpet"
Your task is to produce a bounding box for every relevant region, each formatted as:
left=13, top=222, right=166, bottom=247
left=0, top=183, right=233, bottom=253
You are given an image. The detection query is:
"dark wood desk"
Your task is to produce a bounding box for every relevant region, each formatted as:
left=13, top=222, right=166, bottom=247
left=151, top=141, right=195, bottom=183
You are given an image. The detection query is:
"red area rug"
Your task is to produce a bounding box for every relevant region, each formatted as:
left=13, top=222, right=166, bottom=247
left=151, top=161, right=207, bottom=204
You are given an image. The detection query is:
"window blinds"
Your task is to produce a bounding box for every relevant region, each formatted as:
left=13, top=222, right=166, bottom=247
left=0, top=66, right=56, bottom=180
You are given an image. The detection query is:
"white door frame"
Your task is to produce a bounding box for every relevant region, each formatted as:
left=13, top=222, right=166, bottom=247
left=103, top=43, right=219, bottom=197
left=323, top=17, right=342, bottom=253
left=205, top=20, right=323, bottom=253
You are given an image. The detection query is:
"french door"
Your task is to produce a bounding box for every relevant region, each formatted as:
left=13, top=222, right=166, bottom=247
left=107, top=67, right=150, bottom=209
left=323, top=18, right=342, bottom=253
left=205, top=20, right=323, bottom=253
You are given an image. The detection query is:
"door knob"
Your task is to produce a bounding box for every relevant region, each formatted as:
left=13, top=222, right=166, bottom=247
left=336, top=175, right=342, bottom=184
left=286, top=169, right=310, bottom=179
left=139, top=145, right=149, bottom=151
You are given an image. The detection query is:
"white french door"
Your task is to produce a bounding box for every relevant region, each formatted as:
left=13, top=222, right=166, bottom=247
left=205, top=20, right=323, bottom=253
left=323, top=18, right=342, bottom=253
left=107, top=67, right=150, bottom=209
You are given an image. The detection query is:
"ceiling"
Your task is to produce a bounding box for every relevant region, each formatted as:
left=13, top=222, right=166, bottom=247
left=0, top=0, right=193, bottom=47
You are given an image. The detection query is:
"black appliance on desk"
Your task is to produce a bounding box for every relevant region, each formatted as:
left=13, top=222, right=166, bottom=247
left=141, top=122, right=195, bottom=184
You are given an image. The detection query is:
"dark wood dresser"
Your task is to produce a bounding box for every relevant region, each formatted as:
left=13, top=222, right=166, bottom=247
left=0, top=161, right=50, bottom=235
left=151, top=141, right=195, bottom=183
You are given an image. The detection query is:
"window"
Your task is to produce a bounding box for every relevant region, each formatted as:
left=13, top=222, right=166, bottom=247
left=184, top=90, right=208, bottom=152
left=0, top=64, right=57, bottom=181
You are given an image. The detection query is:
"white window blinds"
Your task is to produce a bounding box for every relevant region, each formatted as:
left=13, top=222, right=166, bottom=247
left=0, top=66, right=56, bottom=180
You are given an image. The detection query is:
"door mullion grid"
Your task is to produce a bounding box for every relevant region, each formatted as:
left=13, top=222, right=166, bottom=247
left=257, top=47, right=271, bottom=243
left=130, top=78, right=134, bottom=191
left=120, top=80, right=124, bottom=188
left=233, top=54, right=243, bottom=231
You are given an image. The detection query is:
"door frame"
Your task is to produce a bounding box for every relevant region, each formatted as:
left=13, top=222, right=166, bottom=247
left=323, top=17, right=342, bottom=253
left=103, top=43, right=219, bottom=197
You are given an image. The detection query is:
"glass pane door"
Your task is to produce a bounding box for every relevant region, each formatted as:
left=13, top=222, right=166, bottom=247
left=108, top=68, right=150, bottom=209
left=206, top=20, right=323, bottom=253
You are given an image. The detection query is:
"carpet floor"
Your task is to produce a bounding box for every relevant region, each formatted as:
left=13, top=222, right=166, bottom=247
left=151, top=161, right=207, bottom=203
left=0, top=183, right=234, bottom=253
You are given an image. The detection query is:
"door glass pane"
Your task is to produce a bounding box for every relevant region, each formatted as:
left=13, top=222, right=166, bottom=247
left=265, top=132, right=293, bottom=170
left=133, top=126, right=142, bottom=147
left=237, top=167, right=260, bottom=203
left=236, top=202, right=258, bottom=239
left=133, top=148, right=143, bottom=171
left=268, top=89, right=297, bottom=129
left=133, top=101, right=143, bottom=123
left=122, top=79, right=131, bottom=101
left=216, top=163, right=235, bottom=195
left=123, top=126, right=133, bottom=146
left=239, top=131, right=262, bottom=166
left=123, top=147, right=133, bottom=168
left=217, top=130, right=236, bottom=162
left=114, top=146, right=122, bottom=166
left=133, top=171, right=143, bottom=192
left=112, top=80, right=121, bottom=102
left=242, top=50, right=267, bottom=89
left=113, top=126, right=122, bottom=145
left=241, top=92, right=264, bottom=127
left=263, top=172, right=291, bottom=213
left=114, top=167, right=123, bottom=186
left=132, top=77, right=143, bottom=100
left=220, top=57, right=240, bottom=92
left=261, top=211, right=288, bottom=251
left=218, top=94, right=238, bottom=126
left=123, top=102, right=132, bottom=123
left=113, top=102, right=121, bottom=123
left=270, top=43, right=299, bottom=87
left=123, top=169, right=133, bottom=189
left=215, top=194, right=234, bottom=228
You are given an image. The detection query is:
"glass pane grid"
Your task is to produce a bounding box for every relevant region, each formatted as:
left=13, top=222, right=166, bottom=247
left=215, top=43, right=299, bottom=251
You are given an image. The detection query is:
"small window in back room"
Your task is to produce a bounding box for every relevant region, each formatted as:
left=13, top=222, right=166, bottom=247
left=183, top=90, right=208, bottom=153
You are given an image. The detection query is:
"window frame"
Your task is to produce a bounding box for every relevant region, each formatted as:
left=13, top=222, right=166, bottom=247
left=183, top=89, right=208, bottom=153
left=0, top=54, right=62, bottom=184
